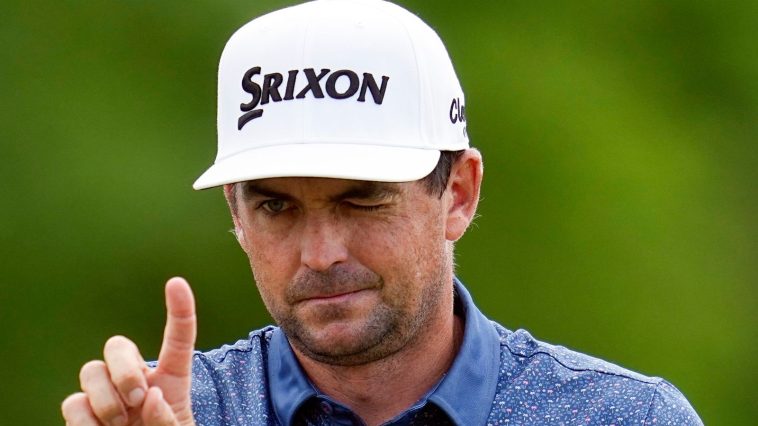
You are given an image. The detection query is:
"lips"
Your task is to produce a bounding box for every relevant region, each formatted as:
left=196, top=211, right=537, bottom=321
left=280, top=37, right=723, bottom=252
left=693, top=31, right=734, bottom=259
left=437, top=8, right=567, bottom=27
left=310, top=290, right=353, bottom=300
left=286, top=266, right=382, bottom=304
left=294, top=286, right=377, bottom=305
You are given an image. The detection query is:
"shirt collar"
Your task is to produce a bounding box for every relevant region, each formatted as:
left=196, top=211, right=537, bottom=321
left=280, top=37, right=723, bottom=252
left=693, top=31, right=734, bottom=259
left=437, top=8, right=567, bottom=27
left=267, top=277, right=501, bottom=426
left=428, top=277, right=501, bottom=425
left=267, top=327, right=315, bottom=426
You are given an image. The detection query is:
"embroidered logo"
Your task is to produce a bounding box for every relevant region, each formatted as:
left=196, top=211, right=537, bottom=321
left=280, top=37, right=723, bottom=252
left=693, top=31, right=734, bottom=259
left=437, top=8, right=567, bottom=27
left=450, top=97, right=467, bottom=137
left=238, top=67, right=390, bottom=130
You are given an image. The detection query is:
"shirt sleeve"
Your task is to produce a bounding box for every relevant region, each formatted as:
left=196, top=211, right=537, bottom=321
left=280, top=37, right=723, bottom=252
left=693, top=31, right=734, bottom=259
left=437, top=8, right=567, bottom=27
left=643, top=380, right=703, bottom=425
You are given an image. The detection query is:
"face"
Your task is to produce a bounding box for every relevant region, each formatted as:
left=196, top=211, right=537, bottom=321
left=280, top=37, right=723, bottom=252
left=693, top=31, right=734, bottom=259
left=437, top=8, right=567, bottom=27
left=229, top=177, right=454, bottom=366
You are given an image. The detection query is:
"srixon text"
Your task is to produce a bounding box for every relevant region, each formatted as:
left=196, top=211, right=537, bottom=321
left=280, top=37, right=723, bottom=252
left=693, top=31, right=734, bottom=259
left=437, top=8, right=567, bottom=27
left=238, top=67, right=390, bottom=130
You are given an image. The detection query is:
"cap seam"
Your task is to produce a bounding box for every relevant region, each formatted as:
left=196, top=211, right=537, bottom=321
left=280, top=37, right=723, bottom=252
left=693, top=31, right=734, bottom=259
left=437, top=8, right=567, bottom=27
left=299, top=2, right=311, bottom=146
left=384, top=2, right=425, bottom=148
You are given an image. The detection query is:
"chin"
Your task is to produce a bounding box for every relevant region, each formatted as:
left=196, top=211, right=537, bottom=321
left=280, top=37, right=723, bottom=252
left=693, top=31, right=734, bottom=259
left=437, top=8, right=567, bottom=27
left=287, top=317, right=405, bottom=366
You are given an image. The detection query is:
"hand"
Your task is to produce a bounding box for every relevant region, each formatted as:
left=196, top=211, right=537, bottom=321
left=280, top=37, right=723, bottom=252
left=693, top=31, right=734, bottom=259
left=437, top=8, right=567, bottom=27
left=61, top=277, right=197, bottom=426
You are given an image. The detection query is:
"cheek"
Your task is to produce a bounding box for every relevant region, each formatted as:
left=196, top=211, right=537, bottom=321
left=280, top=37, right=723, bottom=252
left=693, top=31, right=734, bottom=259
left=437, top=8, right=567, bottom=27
left=242, top=226, right=300, bottom=306
left=348, top=213, right=445, bottom=281
left=239, top=211, right=298, bottom=269
left=345, top=216, right=405, bottom=264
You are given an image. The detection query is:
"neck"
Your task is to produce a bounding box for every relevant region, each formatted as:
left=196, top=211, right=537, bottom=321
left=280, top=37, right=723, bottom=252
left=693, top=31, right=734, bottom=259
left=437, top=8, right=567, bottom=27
left=292, top=307, right=464, bottom=426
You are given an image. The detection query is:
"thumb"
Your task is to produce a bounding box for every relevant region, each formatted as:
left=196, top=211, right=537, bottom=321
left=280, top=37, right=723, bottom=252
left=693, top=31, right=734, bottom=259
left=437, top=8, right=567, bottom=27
left=156, top=277, right=197, bottom=378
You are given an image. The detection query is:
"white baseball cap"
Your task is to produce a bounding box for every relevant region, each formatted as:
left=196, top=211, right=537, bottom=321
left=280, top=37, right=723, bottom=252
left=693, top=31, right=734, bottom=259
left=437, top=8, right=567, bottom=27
left=193, top=0, right=469, bottom=190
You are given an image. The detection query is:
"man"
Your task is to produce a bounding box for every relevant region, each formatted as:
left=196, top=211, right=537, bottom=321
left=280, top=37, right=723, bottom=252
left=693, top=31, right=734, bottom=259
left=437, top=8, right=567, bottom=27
left=62, top=1, right=703, bottom=425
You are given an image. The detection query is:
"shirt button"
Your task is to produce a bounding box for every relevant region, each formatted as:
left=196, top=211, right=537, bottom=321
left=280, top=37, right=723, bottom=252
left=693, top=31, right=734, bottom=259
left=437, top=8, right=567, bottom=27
left=319, top=400, right=333, bottom=415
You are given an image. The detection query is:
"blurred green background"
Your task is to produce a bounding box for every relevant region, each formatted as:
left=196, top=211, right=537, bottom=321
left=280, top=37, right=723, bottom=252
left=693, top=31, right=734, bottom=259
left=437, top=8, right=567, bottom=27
left=1, top=0, right=755, bottom=424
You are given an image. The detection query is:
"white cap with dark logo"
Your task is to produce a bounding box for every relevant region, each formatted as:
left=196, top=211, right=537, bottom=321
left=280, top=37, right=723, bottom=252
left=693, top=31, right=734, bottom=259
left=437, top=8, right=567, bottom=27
left=193, top=0, right=468, bottom=189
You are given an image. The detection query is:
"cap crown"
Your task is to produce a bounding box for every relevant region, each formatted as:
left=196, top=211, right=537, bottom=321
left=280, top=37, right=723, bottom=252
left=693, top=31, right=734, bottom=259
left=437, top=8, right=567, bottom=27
left=195, top=0, right=468, bottom=189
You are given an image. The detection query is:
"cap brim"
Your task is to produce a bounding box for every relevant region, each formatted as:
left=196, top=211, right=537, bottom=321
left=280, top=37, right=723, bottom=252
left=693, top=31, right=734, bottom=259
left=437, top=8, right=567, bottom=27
left=193, top=143, right=441, bottom=190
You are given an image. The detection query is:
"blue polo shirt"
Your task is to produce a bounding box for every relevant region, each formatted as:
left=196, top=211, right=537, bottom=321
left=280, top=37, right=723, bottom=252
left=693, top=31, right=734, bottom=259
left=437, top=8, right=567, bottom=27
left=184, top=279, right=703, bottom=425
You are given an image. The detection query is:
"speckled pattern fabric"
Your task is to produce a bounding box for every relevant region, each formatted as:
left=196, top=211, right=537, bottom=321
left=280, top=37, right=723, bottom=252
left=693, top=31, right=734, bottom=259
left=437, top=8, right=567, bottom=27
left=293, top=397, right=455, bottom=426
left=488, top=324, right=701, bottom=425
left=172, top=280, right=702, bottom=425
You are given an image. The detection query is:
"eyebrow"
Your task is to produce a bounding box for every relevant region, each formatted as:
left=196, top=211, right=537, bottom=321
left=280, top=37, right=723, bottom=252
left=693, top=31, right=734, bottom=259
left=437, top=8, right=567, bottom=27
left=332, top=181, right=401, bottom=202
left=240, top=183, right=294, bottom=202
left=240, top=181, right=401, bottom=203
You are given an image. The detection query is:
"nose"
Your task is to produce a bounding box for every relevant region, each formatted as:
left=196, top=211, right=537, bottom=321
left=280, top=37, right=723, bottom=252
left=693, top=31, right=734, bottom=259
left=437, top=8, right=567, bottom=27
left=299, top=213, right=348, bottom=272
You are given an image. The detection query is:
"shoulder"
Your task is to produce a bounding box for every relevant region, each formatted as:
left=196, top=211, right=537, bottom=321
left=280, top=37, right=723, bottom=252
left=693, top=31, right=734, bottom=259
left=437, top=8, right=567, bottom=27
left=644, top=380, right=703, bottom=425
left=193, top=326, right=276, bottom=366
left=488, top=323, right=702, bottom=425
left=498, top=324, right=656, bottom=381
left=190, top=325, right=276, bottom=383
left=189, top=326, right=279, bottom=426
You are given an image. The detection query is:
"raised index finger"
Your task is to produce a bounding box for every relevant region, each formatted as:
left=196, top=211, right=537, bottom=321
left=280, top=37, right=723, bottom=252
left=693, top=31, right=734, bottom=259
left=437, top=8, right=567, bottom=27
left=156, top=277, right=196, bottom=378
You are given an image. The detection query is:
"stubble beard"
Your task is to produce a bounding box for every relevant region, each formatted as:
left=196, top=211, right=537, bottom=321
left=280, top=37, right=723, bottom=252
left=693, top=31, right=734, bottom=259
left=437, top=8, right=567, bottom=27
left=268, top=262, right=448, bottom=367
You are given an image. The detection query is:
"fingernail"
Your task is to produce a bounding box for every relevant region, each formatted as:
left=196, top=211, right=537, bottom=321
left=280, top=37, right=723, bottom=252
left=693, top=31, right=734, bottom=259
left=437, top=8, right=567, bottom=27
left=128, top=388, right=145, bottom=406
left=113, top=414, right=128, bottom=426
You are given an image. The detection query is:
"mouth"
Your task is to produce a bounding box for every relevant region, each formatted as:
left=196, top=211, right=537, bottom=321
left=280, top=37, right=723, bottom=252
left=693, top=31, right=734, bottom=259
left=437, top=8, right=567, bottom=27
left=300, top=288, right=372, bottom=304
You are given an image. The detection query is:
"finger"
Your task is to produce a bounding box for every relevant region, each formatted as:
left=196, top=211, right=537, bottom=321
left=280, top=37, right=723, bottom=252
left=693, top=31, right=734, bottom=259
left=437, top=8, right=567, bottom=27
left=103, top=335, right=149, bottom=407
left=79, top=360, right=128, bottom=426
left=61, top=392, right=102, bottom=426
left=157, top=277, right=196, bottom=378
left=141, top=387, right=178, bottom=426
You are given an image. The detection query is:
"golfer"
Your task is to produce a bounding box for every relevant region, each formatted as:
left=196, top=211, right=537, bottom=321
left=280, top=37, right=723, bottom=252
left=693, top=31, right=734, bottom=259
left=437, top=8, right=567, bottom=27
left=62, top=1, right=702, bottom=425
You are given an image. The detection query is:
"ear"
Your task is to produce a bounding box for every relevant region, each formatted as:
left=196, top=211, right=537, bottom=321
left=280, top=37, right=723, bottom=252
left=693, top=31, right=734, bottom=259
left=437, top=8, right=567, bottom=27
left=223, top=183, right=246, bottom=243
left=444, top=149, right=483, bottom=241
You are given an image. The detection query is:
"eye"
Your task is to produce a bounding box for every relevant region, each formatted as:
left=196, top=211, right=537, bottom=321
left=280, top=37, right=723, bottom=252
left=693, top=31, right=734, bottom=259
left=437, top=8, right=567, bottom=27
left=259, top=199, right=290, bottom=214
left=346, top=202, right=384, bottom=212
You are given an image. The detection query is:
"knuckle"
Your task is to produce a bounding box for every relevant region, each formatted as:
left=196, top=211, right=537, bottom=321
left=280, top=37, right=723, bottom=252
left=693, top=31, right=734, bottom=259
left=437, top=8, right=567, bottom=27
left=111, top=368, right=142, bottom=390
left=144, top=399, right=173, bottom=425
left=75, top=360, right=128, bottom=423
left=92, top=399, right=123, bottom=422
left=104, top=335, right=135, bottom=353
left=164, top=333, right=195, bottom=353
left=79, top=360, right=106, bottom=384
left=60, top=392, right=86, bottom=418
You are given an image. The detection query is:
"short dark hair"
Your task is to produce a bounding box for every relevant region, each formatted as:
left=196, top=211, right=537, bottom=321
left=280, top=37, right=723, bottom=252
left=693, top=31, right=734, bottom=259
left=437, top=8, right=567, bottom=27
left=420, top=150, right=466, bottom=198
